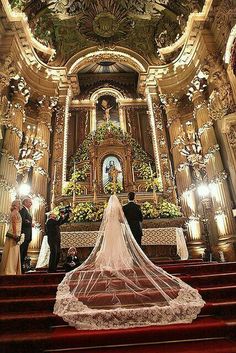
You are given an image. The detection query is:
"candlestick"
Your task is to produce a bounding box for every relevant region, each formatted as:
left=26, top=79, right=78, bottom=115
left=72, top=187, right=76, bottom=208
left=94, top=165, right=96, bottom=180
left=50, top=163, right=57, bottom=210
left=149, top=162, right=153, bottom=178
left=132, top=165, right=135, bottom=183
left=93, top=180, right=97, bottom=203
left=53, top=163, right=57, bottom=184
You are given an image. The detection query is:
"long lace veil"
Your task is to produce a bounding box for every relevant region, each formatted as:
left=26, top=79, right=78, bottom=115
left=54, top=195, right=204, bottom=330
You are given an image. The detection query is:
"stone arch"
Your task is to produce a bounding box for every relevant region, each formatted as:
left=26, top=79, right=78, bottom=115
left=224, top=24, right=236, bottom=65
left=66, top=47, right=148, bottom=75
left=90, top=87, right=124, bottom=102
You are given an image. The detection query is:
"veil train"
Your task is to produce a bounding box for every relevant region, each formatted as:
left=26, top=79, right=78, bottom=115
left=54, top=195, right=205, bottom=330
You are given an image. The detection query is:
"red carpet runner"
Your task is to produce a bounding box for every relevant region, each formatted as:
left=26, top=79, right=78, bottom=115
left=1, top=260, right=236, bottom=353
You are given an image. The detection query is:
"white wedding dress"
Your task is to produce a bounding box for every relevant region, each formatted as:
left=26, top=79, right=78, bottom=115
left=54, top=195, right=205, bottom=330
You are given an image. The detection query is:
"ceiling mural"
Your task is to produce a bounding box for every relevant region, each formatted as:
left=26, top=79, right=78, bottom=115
left=9, top=0, right=205, bottom=65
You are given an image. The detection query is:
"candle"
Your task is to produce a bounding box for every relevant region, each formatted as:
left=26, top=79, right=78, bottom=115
left=53, top=163, right=57, bottom=184
left=94, top=166, right=97, bottom=181
left=132, top=165, right=135, bottom=183
left=149, top=162, right=153, bottom=178
left=72, top=186, right=76, bottom=207
left=51, top=163, right=57, bottom=210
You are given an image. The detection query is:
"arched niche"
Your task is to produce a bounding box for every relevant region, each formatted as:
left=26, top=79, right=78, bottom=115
left=90, top=88, right=126, bottom=131
left=102, top=155, right=123, bottom=191
left=89, top=136, right=133, bottom=194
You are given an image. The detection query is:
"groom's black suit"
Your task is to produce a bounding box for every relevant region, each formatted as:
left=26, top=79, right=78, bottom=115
left=20, top=206, right=33, bottom=269
left=123, top=201, right=143, bottom=246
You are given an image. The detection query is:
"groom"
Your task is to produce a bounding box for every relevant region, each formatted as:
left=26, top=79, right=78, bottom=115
left=20, top=197, right=33, bottom=272
left=123, top=192, right=143, bottom=246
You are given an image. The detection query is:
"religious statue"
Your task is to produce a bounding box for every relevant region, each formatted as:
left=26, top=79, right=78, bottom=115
left=101, top=99, right=113, bottom=122
left=106, top=160, right=121, bottom=183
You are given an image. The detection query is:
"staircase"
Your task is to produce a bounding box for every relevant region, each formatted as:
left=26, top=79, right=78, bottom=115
left=1, top=260, right=236, bottom=353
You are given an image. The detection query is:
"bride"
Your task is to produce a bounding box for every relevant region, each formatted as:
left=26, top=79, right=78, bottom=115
left=54, top=195, right=205, bottom=330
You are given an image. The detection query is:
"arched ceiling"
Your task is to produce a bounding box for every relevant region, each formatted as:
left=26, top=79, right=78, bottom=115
left=79, top=61, right=135, bottom=73
left=9, top=0, right=205, bottom=66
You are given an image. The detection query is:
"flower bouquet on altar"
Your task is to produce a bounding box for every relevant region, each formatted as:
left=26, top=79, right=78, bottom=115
left=6, top=232, right=25, bottom=245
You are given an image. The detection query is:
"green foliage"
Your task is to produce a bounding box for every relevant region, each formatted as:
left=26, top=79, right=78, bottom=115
left=73, top=122, right=150, bottom=165
left=9, top=0, right=27, bottom=10
left=61, top=198, right=181, bottom=223
left=133, top=161, right=152, bottom=179
left=145, top=177, right=163, bottom=192
left=140, top=201, right=159, bottom=219
left=71, top=202, right=105, bottom=223
left=140, top=199, right=182, bottom=219
left=71, top=163, right=90, bottom=182
left=63, top=182, right=83, bottom=196
left=104, top=182, right=123, bottom=194
left=158, top=199, right=182, bottom=218
left=34, top=12, right=56, bottom=47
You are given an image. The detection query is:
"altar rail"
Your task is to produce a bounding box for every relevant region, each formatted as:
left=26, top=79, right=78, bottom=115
left=36, top=227, right=188, bottom=268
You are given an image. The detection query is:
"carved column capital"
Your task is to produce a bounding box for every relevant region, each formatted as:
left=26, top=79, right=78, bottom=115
left=37, top=95, right=57, bottom=127
left=0, top=56, right=16, bottom=94
left=187, top=74, right=207, bottom=107
left=160, top=93, right=179, bottom=126
left=11, top=77, right=30, bottom=107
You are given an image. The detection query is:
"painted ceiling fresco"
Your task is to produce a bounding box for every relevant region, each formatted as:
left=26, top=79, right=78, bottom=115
left=10, top=0, right=205, bottom=65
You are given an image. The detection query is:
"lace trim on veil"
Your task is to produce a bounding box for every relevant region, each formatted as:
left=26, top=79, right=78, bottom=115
left=54, top=195, right=205, bottom=330
left=54, top=281, right=204, bottom=330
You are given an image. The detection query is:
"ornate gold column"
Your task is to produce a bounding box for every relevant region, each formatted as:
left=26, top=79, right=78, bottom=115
left=146, top=86, right=177, bottom=200
left=190, top=75, right=236, bottom=258
left=28, top=96, right=54, bottom=262
left=0, top=76, right=28, bottom=248
left=0, top=56, right=15, bottom=139
left=161, top=94, right=202, bottom=254
left=145, top=86, right=164, bottom=191
left=51, top=104, right=65, bottom=205
left=118, top=104, right=126, bottom=131
left=219, top=114, right=236, bottom=202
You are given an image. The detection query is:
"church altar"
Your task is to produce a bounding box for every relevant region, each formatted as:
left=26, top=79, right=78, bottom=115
left=36, top=227, right=188, bottom=268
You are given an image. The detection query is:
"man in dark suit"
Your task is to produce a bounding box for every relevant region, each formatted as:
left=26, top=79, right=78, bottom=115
left=46, top=210, right=70, bottom=273
left=123, top=192, right=143, bottom=246
left=20, top=197, right=33, bottom=272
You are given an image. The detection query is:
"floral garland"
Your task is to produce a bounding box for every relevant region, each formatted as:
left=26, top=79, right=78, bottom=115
left=73, top=122, right=150, bottom=165
left=63, top=182, right=83, bottom=196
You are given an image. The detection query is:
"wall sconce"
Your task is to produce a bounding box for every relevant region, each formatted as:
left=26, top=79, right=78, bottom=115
left=18, top=182, right=31, bottom=196
left=197, top=183, right=213, bottom=261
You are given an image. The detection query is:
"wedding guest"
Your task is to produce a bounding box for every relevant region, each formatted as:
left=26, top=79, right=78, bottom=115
left=123, top=192, right=143, bottom=246
left=20, top=197, right=33, bottom=272
left=46, top=210, right=70, bottom=273
left=0, top=200, right=22, bottom=275
left=64, top=247, right=80, bottom=272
